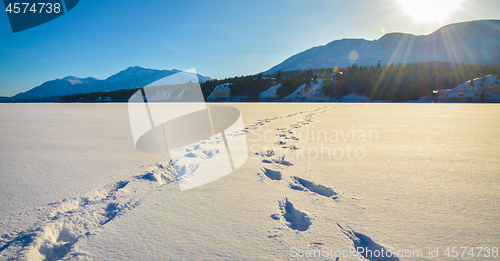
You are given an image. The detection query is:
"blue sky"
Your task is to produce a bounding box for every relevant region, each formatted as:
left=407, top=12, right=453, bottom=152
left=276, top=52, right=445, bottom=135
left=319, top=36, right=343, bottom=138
left=1, top=0, right=500, bottom=96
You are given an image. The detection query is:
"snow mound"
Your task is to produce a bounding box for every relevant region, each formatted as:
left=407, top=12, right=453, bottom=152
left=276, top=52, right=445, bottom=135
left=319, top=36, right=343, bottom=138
left=453, top=75, right=500, bottom=102
left=207, top=83, right=231, bottom=101
left=259, top=84, right=281, bottom=100
left=427, top=75, right=500, bottom=102
left=0, top=164, right=177, bottom=260
left=454, top=75, right=498, bottom=91
left=284, top=83, right=307, bottom=101
left=284, top=80, right=332, bottom=102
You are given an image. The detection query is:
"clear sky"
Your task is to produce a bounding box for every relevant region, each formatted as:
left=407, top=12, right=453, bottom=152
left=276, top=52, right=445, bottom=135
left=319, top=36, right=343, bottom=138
left=1, top=0, right=500, bottom=96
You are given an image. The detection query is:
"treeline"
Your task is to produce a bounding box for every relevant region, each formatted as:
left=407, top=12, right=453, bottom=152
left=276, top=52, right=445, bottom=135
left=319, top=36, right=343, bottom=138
left=58, top=61, right=500, bottom=102
left=325, top=61, right=500, bottom=101
left=199, top=61, right=500, bottom=101
left=200, top=74, right=276, bottom=100
left=199, top=69, right=318, bottom=100
left=60, top=88, right=140, bottom=102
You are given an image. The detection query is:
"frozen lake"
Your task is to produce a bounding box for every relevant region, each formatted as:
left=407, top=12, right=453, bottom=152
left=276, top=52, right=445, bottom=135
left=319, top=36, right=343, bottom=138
left=0, top=103, right=498, bottom=260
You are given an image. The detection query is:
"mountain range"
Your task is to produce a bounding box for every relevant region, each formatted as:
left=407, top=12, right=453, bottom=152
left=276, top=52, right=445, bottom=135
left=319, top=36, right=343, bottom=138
left=3, top=20, right=500, bottom=102
left=5, top=67, right=211, bottom=101
left=265, top=20, right=500, bottom=74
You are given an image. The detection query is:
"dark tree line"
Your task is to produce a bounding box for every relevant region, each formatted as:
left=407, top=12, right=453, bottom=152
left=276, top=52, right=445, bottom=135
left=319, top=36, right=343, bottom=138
left=60, top=88, right=141, bottom=102
left=322, top=61, right=499, bottom=101
left=200, top=73, right=275, bottom=101
left=201, top=61, right=499, bottom=101
left=58, top=61, right=500, bottom=103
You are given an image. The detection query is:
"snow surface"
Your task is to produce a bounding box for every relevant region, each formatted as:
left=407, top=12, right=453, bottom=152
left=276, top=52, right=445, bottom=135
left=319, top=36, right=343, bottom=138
left=1, top=103, right=499, bottom=260
left=453, top=74, right=498, bottom=91
left=0, top=104, right=168, bottom=234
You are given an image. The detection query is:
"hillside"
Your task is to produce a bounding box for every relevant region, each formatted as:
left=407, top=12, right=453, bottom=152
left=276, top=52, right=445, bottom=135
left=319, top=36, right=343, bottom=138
left=266, top=20, right=500, bottom=74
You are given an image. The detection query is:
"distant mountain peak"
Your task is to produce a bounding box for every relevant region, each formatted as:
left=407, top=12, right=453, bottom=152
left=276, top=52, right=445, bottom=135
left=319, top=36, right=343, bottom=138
left=11, top=67, right=211, bottom=100
left=62, top=76, right=81, bottom=80
left=265, top=19, right=500, bottom=74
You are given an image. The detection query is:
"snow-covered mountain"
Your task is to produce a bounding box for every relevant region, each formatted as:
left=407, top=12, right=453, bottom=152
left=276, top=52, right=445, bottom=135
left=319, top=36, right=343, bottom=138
left=10, top=66, right=211, bottom=101
left=12, top=76, right=101, bottom=100
left=265, top=20, right=500, bottom=74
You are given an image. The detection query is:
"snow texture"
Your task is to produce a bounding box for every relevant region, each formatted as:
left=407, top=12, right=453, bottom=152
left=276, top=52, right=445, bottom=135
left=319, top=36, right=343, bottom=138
left=1, top=103, right=499, bottom=260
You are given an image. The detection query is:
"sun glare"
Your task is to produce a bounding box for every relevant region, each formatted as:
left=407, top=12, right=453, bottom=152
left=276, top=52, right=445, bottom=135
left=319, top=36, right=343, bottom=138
left=399, top=0, right=463, bottom=22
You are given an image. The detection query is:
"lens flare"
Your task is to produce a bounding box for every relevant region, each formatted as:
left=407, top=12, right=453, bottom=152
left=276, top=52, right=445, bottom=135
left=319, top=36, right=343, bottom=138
left=349, top=51, right=359, bottom=61
left=399, top=0, right=463, bottom=22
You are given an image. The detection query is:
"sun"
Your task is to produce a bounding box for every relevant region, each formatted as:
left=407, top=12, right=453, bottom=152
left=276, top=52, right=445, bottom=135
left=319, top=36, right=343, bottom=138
left=399, top=0, right=463, bottom=22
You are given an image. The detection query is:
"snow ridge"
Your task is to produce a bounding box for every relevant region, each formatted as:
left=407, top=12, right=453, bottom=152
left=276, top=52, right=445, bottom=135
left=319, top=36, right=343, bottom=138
left=1, top=106, right=400, bottom=260
left=0, top=164, right=177, bottom=260
left=207, top=83, right=231, bottom=101
left=0, top=107, right=327, bottom=260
